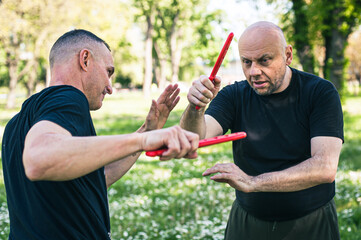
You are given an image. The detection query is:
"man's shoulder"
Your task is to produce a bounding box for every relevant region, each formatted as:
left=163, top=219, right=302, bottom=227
left=38, top=85, right=85, bottom=100
left=291, top=68, right=337, bottom=92
left=221, top=80, right=250, bottom=93
left=292, top=68, right=333, bottom=85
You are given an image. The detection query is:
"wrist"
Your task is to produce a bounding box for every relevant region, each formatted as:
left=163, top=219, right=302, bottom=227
left=136, top=123, right=147, bottom=133
left=189, top=103, right=207, bottom=113
left=249, top=176, right=259, bottom=192
left=133, top=132, right=146, bottom=151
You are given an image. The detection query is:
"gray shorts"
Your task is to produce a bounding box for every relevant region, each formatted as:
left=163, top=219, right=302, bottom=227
left=224, top=199, right=340, bottom=240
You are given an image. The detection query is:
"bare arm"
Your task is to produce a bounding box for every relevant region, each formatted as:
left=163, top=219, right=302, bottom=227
left=23, top=121, right=198, bottom=182
left=203, top=136, right=342, bottom=192
left=180, top=75, right=223, bottom=139
left=105, top=84, right=180, bottom=187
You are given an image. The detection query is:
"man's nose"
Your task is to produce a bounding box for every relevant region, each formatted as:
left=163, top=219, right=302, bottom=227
left=250, top=63, right=262, bottom=76
left=105, top=84, right=113, bottom=95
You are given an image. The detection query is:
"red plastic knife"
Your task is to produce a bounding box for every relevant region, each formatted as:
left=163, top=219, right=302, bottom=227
left=196, top=32, right=234, bottom=110
left=145, top=131, right=246, bottom=157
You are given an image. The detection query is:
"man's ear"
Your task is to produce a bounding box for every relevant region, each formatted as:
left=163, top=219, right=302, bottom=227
left=285, top=45, right=293, bottom=66
left=79, top=49, right=91, bottom=72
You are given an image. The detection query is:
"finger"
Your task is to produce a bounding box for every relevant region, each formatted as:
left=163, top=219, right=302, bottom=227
left=184, top=129, right=199, bottom=155
left=161, top=127, right=181, bottom=158
left=209, top=172, right=231, bottom=181
left=195, top=80, right=214, bottom=99
left=175, top=129, right=192, bottom=158
left=157, top=84, right=173, bottom=103
left=187, top=93, right=208, bottom=108
left=202, top=163, right=231, bottom=176
left=184, top=130, right=199, bottom=152
left=189, top=86, right=212, bottom=106
left=170, top=96, right=180, bottom=110
left=167, top=88, right=180, bottom=106
left=213, top=76, right=222, bottom=86
left=185, top=151, right=198, bottom=159
left=165, top=84, right=179, bottom=102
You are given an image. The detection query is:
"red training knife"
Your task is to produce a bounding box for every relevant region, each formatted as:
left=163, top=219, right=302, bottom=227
left=145, top=131, right=247, bottom=157
left=195, top=32, right=234, bottom=110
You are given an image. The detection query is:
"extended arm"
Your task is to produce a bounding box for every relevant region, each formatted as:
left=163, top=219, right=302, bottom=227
left=23, top=121, right=198, bottom=183
left=203, top=136, right=342, bottom=192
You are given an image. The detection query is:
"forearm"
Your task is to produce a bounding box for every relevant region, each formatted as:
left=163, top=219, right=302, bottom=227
left=105, top=152, right=141, bottom=188
left=24, top=132, right=143, bottom=181
left=104, top=124, right=149, bottom=188
left=252, top=155, right=337, bottom=192
left=180, top=104, right=207, bottom=139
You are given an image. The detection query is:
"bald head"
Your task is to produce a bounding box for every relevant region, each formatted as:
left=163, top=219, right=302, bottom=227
left=239, top=21, right=287, bottom=54
left=49, top=29, right=110, bottom=69
left=237, top=21, right=293, bottom=96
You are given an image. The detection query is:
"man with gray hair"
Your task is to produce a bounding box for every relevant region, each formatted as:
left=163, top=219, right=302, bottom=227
left=2, top=29, right=199, bottom=239
left=181, top=21, right=343, bottom=239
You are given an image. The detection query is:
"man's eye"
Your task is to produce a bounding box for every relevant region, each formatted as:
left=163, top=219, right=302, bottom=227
left=261, top=58, right=270, bottom=64
left=243, top=59, right=251, bottom=65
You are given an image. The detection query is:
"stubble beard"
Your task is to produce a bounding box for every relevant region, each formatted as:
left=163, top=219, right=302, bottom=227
left=251, top=71, right=286, bottom=96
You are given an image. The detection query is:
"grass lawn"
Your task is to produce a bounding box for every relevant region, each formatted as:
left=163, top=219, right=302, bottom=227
left=0, top=90, right=360, bottom=239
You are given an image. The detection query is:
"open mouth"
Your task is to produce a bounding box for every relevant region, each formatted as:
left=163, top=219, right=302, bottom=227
left=252, top=81, right=268, bottom=88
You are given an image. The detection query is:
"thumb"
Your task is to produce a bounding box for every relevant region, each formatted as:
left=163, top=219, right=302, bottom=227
left=213, top=76, right=222, bottom=87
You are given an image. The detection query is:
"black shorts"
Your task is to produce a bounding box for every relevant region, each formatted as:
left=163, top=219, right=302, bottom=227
left=224, top=199, right=340, bottom=240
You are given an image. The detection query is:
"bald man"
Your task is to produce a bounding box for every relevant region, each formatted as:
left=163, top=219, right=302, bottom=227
left=2, top=29, right=199, bottom=239
left=180, top=21, right=343, bottom=239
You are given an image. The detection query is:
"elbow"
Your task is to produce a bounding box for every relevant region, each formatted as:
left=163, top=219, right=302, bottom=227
left=23, top=151, right=47, bottom=181
left=318, top=158, right=338, bottom=184
left=321, top=171, right=336, bottom=184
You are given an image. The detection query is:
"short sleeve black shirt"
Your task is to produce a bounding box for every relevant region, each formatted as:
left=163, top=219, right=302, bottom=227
left=205, top=67, right=344, bottom=221
left=2, top=86, right=111, bottom=239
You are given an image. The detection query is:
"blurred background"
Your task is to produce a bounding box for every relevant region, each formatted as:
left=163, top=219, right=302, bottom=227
left=0, top=0, right=360, bottom=107
left=0, top=0, right=361, bottom=239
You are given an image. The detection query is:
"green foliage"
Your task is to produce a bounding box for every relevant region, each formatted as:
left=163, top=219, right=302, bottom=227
left=0, top=49, right=9, bottom=87
left=275, top=0, right=361, bottom=91
left=0, top=92, right=361, bottom=239
left=115, top=74, right=132, bottom=89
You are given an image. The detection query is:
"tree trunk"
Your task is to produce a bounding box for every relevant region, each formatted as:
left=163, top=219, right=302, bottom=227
left=6, top=59, right=18, bottom=109
left=170, top=39, right=182, bottom=83
left=5, top=34, right=21, bottom=109
left=328, top=27, right=347, bottom=91
left=25, top=61, right=38, bottom=97
left=143, top=14, right=154, bottom=99
left=169, top=10, right=182, bottom=83
left=153, top=40, right=167, bottom=89
left=291, top=0, right=315, bottom=74
left=322, top=3, right=351, bottom=92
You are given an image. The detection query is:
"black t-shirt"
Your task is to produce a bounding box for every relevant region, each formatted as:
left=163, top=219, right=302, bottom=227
left=1, top=86, right=111, bottom=239
left=206, top=67, right=344, bottom=221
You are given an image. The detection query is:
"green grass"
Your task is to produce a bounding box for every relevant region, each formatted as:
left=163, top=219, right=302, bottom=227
left=1, top=91, right=361, bottom=239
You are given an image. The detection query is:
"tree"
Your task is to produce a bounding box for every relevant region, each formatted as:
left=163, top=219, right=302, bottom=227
left=0, top=0, right=132, bottom=108
left=346, top=29, right=361, bottom=83
left=133, top=0, right=158, bottom=98
left=155, top=0, right=224, bottom=84
left=0, top=0, right=41, bottom=108
left=316, top=0, right=361, bottom=91
left=268, top=0, right=361, bottom=92
left=288, top=0, right=315, bottom=74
